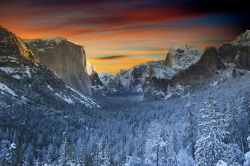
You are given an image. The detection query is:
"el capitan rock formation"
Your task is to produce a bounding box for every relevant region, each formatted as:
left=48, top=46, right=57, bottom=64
left=0, top=26, right=99, bottom=109
left=24, top=37, right=92, bottom=95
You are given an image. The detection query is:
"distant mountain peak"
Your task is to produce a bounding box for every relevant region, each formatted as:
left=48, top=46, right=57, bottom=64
left=0, top=26, right=39, bottom=63
left=232, top=29, right=250, bottom=45
left=164, top=44, right=203, bottom=71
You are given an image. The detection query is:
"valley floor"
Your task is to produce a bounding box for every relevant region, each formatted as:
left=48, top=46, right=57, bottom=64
left=1, top=70, right=250, bottom=165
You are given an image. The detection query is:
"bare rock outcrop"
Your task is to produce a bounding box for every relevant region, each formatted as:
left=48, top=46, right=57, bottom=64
left=170, top=47, right=225, bottom=85
left=24, top=38, right=92, bottom=95
left=218, top=30, right=250, bottom=70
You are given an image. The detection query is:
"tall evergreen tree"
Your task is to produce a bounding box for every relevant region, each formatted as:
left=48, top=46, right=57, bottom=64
left=58, top=133, right=75, bottom=166
left=195, top=95, right=229, bottom=166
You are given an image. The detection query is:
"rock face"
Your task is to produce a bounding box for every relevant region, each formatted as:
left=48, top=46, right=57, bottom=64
left=24, top=37, right=92, bottom=95
left=95, top=30, right=250, bottom=99
left=99, top=61, right=170, bottom=95
left=218, top=30, right=250, bottom=70
left=0, top=26, right=99, bottom=109
left=99, top=44, right=226, bottom=99
left=163, top=45, right=203, bottom=70
left=86, top=61, right=103, bottom=87
left=170, top=47, right=225, bottom=85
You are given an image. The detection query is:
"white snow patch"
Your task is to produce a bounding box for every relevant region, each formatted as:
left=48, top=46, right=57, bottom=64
left=21, top=96, right=28, bottom=101
left=0, top=82, right=17, bottom=96
left=10, top=143, right=16, bottom=149
left=25, top=66, right=31, bottom=78
left=38, top=48, right=45, bottom=52
left=167, top=44, right=203, bottom=71
left=231, top=30, right=250, bottom=46
left=216, top=160, right=227, bottom=166
left=66, top=86, right=100, bottom=108
left=99, top=72, right=116, bottom=85
left=55, top=93, right=74, bottom=104
left=176, top=149, right=195, bottom=166
left=12, top=74, right=21, bottom=80
left=47, top=85, right=54, bottom=91
left=245, top=151, right=250, bottom=166
left=0, top=67, right=15, bottom=74
left=210, top=81, right=218, bottom=87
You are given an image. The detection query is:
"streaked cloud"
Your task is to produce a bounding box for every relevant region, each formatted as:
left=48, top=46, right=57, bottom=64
left=88, top=55, right=164, bottom=73
left=91, top=55, right=129, bottom=60
left=0, top=0, right=249, bottom=72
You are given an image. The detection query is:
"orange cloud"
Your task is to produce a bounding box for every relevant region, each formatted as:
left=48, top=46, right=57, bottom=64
left=88, top=56, right=164, bottom=73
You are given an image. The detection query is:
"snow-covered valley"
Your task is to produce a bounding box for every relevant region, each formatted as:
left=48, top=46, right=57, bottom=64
left=1, top=69, right=250, bottom=165
left=1, top=26, right=250, bottom=166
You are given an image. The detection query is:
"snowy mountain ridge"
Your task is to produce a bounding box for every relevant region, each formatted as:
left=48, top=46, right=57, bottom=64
left=0, top=26, right=100, bottom=109
left=99, top=30, right=250, bottom=99
left=164, top=44, right=203, bottom=71
left=231, top=29, right=250, bottom=45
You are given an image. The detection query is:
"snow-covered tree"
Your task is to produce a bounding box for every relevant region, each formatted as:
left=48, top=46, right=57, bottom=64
left=98, top=142, right=111, bottom=166
left=186, top=96, right=196, bottom=158
left=144, top=122, right=177, bottom=166
left=244, top=136, right=250, bottom=166
left=195, top=95, right=229, bottom=166
left=58, top=133, right=75, bottom=166
left=216, top=160, right=228, bottom=166
left=176, top=149, right=195, bottom=166
left=124, top=156, right=142, bottom=166
left=240, top=96, right=250, bottom=151
left=0, top=140, right=17, bottom=166
left=74, top=137, right=86, bottom=165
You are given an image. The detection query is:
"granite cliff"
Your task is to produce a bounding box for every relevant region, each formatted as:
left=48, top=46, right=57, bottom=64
left=24, top=37, right=92, bottom=95
left=99, top=30, right=250, bottom=99
left=0, top=26, right=99, bottom=109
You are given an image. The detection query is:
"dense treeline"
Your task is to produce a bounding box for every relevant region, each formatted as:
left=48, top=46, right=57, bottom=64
left=1, top=90, right=250, bottom=165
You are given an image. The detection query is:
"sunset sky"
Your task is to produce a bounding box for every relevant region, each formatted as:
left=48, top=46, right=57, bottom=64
left=0, top=0, right=249, bottom=72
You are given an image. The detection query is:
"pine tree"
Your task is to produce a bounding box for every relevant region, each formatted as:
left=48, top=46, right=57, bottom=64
left=223, top=101, right=244, bottom=165
left=244, top=136, right=250, bottom=166
left=240, top=96, right=250, bottom=151
left=186, top=96, right=196, bottom=158
left=102, top=145, right=111, bottom=166
left=195, top=95, right=229, bottom=166
left=58, top=133, right=75, bottom=166
left=0, top=140, right=18, bottom=166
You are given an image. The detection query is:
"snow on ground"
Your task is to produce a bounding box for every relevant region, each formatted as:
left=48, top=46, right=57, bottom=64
left=0, top=82, right=17, bottom=96
left=0, top=67, right=15, bottom=74
left=25, top=66, right=31, bottom=78
left=216, top=160, right=228, bottom=166
left=118, top=69, right=132, bottom=87
left=66, top=86, right=100, bottom=108
left=99, top=72, right=116, bottom=85
left=47, top=85, right=54, bottom=91
left=231, top=29, right=250, bottom=46
left=55, top=92, right=74, bottom=104
left=12, top=74, right=21, bottom=80
left=0, top=67, right=27, bottom=80
left=167, top=44, right=203, bottom=71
